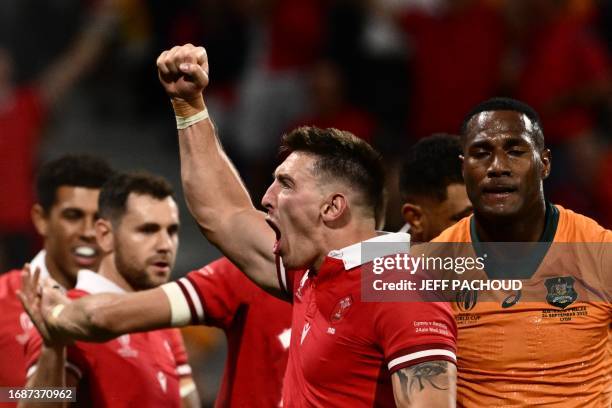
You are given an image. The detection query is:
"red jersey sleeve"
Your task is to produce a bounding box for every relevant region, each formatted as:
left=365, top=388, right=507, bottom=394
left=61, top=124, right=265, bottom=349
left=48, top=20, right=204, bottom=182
left=165, top=329, right=192, bottom=378
left=176, top=257, right=252, bottom=329
left=374, top=301, right=457, bottom=374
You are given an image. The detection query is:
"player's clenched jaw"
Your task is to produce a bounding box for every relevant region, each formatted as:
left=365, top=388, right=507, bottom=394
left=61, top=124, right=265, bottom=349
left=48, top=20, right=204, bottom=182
left=262, top=152, right=326, bottom=271
left=462, top=111, right=550, bottom=220
left=110, top=194, right=180, bottom=290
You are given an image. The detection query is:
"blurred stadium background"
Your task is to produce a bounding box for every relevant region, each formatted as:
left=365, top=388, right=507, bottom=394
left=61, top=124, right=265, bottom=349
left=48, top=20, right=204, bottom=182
left=1, top=0, right=610, bottom=405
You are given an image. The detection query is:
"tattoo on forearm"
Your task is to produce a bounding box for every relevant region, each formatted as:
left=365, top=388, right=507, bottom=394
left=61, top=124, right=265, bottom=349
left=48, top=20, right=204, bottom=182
left=396, top=361, right=449, bottom=401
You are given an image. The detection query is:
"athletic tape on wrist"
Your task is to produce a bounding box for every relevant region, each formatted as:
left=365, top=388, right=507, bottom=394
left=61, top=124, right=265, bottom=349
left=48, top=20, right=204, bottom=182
left=50, top=304, right=65, bottom=320
left=175, top=109, right=209, bottom=130
left=161, top=282, right=192, bottom=326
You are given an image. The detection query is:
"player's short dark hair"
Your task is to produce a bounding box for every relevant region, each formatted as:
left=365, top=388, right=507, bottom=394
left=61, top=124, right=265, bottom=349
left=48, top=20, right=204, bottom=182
left=36, top=154, right=114, bottom=213
left=99, top=171, right=175, bottom=223
left=279, top=126, right=385, bottom=222
left=399, top=133, right=463, bottom=203
left=460, top=97, right=545, bottom=150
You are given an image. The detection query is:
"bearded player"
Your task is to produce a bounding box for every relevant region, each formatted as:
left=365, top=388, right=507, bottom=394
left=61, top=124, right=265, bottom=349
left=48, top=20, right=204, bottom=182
left=21, top=172, right=199, bottom=408
left=21, top=44, right=457, bottom=407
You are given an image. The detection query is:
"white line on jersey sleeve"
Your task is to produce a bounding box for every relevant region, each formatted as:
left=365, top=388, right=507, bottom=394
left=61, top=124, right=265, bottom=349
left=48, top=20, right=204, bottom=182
left=388, top=349, right=457, bottom=371
left=179, top=277, right=205, bottom=322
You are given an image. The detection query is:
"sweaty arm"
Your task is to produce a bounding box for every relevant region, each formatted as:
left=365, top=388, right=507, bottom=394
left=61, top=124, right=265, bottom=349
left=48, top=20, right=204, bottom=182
left=156, top=44, right=280, bottom=294
left=392, top=361, right=456, bottom=407
left=35, top=285, right=172, bottom=343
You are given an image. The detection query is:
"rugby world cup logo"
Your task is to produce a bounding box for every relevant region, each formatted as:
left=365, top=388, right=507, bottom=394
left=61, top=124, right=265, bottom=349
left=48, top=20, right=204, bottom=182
left=117, top=334, right=138, bottom=358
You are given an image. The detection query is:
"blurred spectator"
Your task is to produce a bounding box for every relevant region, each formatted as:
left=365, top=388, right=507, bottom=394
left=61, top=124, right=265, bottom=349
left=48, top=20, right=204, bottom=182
left=234, top=0, right=325, bottom=161
left=291, top=60, right=376, bottom=143
left=504, top=0, right=611, bottom=218
left=399, top=0, right=507, bottom=139
left=0, top=1, right=117, bottom=271
left=508, top=0, right=611, bottom=143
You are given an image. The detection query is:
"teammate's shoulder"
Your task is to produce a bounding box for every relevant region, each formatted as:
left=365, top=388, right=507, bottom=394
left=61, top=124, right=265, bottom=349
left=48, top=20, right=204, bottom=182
left=0, top=269, right=23, bottom=297
left=555, top=205, right=612, bottom=242
left=192, top=257, right=242, bottom=278
left=431, top=216, right=472, bottom=243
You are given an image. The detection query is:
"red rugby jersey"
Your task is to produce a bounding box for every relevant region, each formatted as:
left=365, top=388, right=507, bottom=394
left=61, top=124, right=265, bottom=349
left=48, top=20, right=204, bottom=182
left=277, top=232, right=457, bottom=407
left=25, top=271, right=184, bottom=408
left=170, top=258, right=292, bottom=407
left=0, top=251, right=49, bottom=407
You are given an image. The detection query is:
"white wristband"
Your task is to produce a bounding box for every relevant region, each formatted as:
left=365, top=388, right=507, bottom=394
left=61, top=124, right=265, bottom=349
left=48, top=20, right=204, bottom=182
left=175, top=109, right=209, bottom=130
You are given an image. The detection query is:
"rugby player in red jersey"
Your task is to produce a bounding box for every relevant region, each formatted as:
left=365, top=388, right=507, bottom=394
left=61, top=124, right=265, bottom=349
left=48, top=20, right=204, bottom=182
left=21, top=45, right=457, bottom=407
left=21, top=172, right=199, bottom=408
left=0, top=154, right=112, bottom=404
left=183, top=257, right=291, bottom=407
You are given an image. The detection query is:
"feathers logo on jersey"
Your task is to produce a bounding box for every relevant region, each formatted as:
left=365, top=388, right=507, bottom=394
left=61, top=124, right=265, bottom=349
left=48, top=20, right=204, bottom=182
left=330, top=295, right=353, bottom=323
left=545, top=277, right=577, bottom=309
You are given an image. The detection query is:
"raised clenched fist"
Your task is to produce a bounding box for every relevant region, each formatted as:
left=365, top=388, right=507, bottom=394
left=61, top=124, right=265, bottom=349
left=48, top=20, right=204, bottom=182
left=157, top=44, right=209, bottom=101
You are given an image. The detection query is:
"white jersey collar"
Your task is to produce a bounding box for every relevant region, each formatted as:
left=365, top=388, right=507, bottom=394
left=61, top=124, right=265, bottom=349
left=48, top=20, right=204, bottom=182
left=30, top=250, right=51, bottom=283
left=75, top=270, right=126, bottom=295
left=327, top=231, right=411, bottom=270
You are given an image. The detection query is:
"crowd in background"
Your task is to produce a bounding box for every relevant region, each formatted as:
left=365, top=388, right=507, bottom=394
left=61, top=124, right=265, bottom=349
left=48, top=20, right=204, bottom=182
left=1, top=0, right=611, bottom=405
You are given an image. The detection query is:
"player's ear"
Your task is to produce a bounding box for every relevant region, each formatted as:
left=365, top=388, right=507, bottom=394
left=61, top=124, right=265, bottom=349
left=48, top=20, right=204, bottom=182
left=321, top=193, right=348, bottom=224
left=96, top=218, right=114, bottom=253
left=459, top=154, right=466, bottom=181
left=31, top=204, right=49, bottom=237
left=540, top=148, right=551, bottom=179
left=402, top=203, right=423, bottom=236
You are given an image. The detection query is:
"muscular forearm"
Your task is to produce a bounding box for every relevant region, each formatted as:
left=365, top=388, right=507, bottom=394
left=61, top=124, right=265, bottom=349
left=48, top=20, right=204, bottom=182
left=46, top=289, right=172, bottom=342
left=175, top=97, right=254, bottom=240
left=50, top=294, right=123, bottom=343
left=19, top=346, right=66, bottom=408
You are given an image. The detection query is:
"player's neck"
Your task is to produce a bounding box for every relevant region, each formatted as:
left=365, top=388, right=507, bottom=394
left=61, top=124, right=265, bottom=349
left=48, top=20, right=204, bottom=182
left=474, top=200, right=547, bottom=242
left=44, top=253, right=75, bottom=289
left=313, top=223, right=377, bottom=271
left=98, top=255, right=135, bottom=292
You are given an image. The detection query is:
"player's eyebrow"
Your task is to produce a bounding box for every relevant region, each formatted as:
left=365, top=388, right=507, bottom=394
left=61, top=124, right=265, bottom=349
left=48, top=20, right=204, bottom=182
left=138, top=223, right=161, bottom=233
left=467, top=139, right=492, bottom=150
left=61, top=207, right=85, bottom=218
left=502, top=137, right=531, bottom=148
left=273, top=171, right=295, bottom=186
